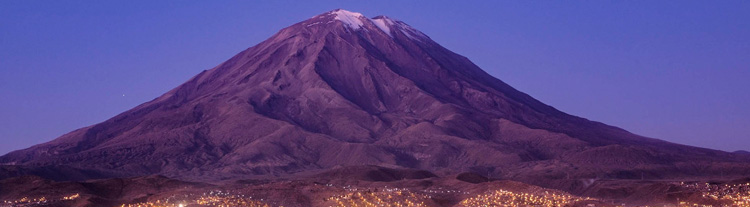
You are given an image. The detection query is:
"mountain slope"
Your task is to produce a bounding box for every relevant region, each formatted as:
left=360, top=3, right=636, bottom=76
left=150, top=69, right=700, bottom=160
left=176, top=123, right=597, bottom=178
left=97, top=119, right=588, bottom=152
left=2, top=9, right=749, bottom=188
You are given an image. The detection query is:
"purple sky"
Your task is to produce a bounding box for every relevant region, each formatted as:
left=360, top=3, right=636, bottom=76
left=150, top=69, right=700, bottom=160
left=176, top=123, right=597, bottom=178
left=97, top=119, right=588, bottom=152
left=1, top=1, right=749, bottom=155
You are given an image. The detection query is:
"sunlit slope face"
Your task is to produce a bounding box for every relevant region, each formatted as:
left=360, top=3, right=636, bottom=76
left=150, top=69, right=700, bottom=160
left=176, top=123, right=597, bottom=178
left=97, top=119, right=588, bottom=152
left=2, top=9, right=749, bottom=189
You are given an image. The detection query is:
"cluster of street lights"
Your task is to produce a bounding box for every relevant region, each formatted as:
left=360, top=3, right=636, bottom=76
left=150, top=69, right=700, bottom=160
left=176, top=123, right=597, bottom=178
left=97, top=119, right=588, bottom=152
left=458, top=189, right=596, bottom=207
left=120, top=191, right=269, bottom=207
left=324, top=190, right=430, bottom=207
left=1, top=193, right=79, bottom=207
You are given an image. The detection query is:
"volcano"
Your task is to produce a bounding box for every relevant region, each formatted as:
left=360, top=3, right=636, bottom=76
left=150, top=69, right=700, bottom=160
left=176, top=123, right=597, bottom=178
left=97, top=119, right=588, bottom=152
left=2, top=9, right=749, bottom=190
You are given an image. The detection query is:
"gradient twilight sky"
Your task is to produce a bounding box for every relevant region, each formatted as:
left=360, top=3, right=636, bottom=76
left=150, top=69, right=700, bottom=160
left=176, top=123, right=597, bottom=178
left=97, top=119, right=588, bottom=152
left=1, top=1, right=749, bottom=155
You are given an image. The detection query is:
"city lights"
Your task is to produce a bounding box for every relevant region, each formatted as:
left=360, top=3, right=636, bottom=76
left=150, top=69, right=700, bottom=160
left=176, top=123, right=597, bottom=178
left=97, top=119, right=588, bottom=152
left=457, top=189, right=596, bottom=207
left=677, top=182, right=750, bottom=206
left=324, top=190, right=430, bottom=207
left=120, top=190, right=270, bottom=207
left=1, top=193, right=79, bottom=207
left=5, top=182, right=750, bottom=206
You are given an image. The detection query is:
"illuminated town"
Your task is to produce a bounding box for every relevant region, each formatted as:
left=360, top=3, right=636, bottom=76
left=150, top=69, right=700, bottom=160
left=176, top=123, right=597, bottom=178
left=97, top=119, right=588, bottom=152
left=114, top=184, right=598, bottom=207
left=323, top=186, right=434, bottom=207
left=323, top=190, right=430, bottom=207
left=4, top=181, right=750, bottom=207
left=1, top=193, right=79, bottom=207
left=120, top=190, right=271, bottom=207
left=676, top=182, right=750, bottom=207
left=457, top=189, right=596, bottom=207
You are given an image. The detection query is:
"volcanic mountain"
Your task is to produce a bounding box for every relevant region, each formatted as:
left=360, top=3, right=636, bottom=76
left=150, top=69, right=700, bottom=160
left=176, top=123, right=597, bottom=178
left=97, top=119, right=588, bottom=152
left=2, top=9, right=749, bottom=190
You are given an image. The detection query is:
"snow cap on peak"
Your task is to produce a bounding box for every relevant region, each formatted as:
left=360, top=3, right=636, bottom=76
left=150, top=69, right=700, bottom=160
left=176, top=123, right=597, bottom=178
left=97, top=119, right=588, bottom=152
left=306, top=9, right=429, bottom=40
left=330, top=9, right=366, bottom=30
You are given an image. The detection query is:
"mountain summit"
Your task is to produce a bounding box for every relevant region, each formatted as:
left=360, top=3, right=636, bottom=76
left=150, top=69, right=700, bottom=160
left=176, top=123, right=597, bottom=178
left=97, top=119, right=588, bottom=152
left=2, top=9, right=749, bottom=189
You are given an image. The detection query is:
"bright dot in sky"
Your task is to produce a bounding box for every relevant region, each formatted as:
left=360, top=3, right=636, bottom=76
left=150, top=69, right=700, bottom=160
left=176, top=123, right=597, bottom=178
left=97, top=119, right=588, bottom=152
left=122, top=94, right=125, bottom=97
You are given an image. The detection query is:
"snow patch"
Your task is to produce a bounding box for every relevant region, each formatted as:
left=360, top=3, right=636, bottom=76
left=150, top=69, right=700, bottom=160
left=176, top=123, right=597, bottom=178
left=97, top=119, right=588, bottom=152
left=331, top=9, right=365, bottom=30
left=402, top=30, right=421, bottom=41
left=306, top=22, right=323, bottom=27
left=395, top=21, right=428, bottom=41
left=372, top=18, right=394, bottom=37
